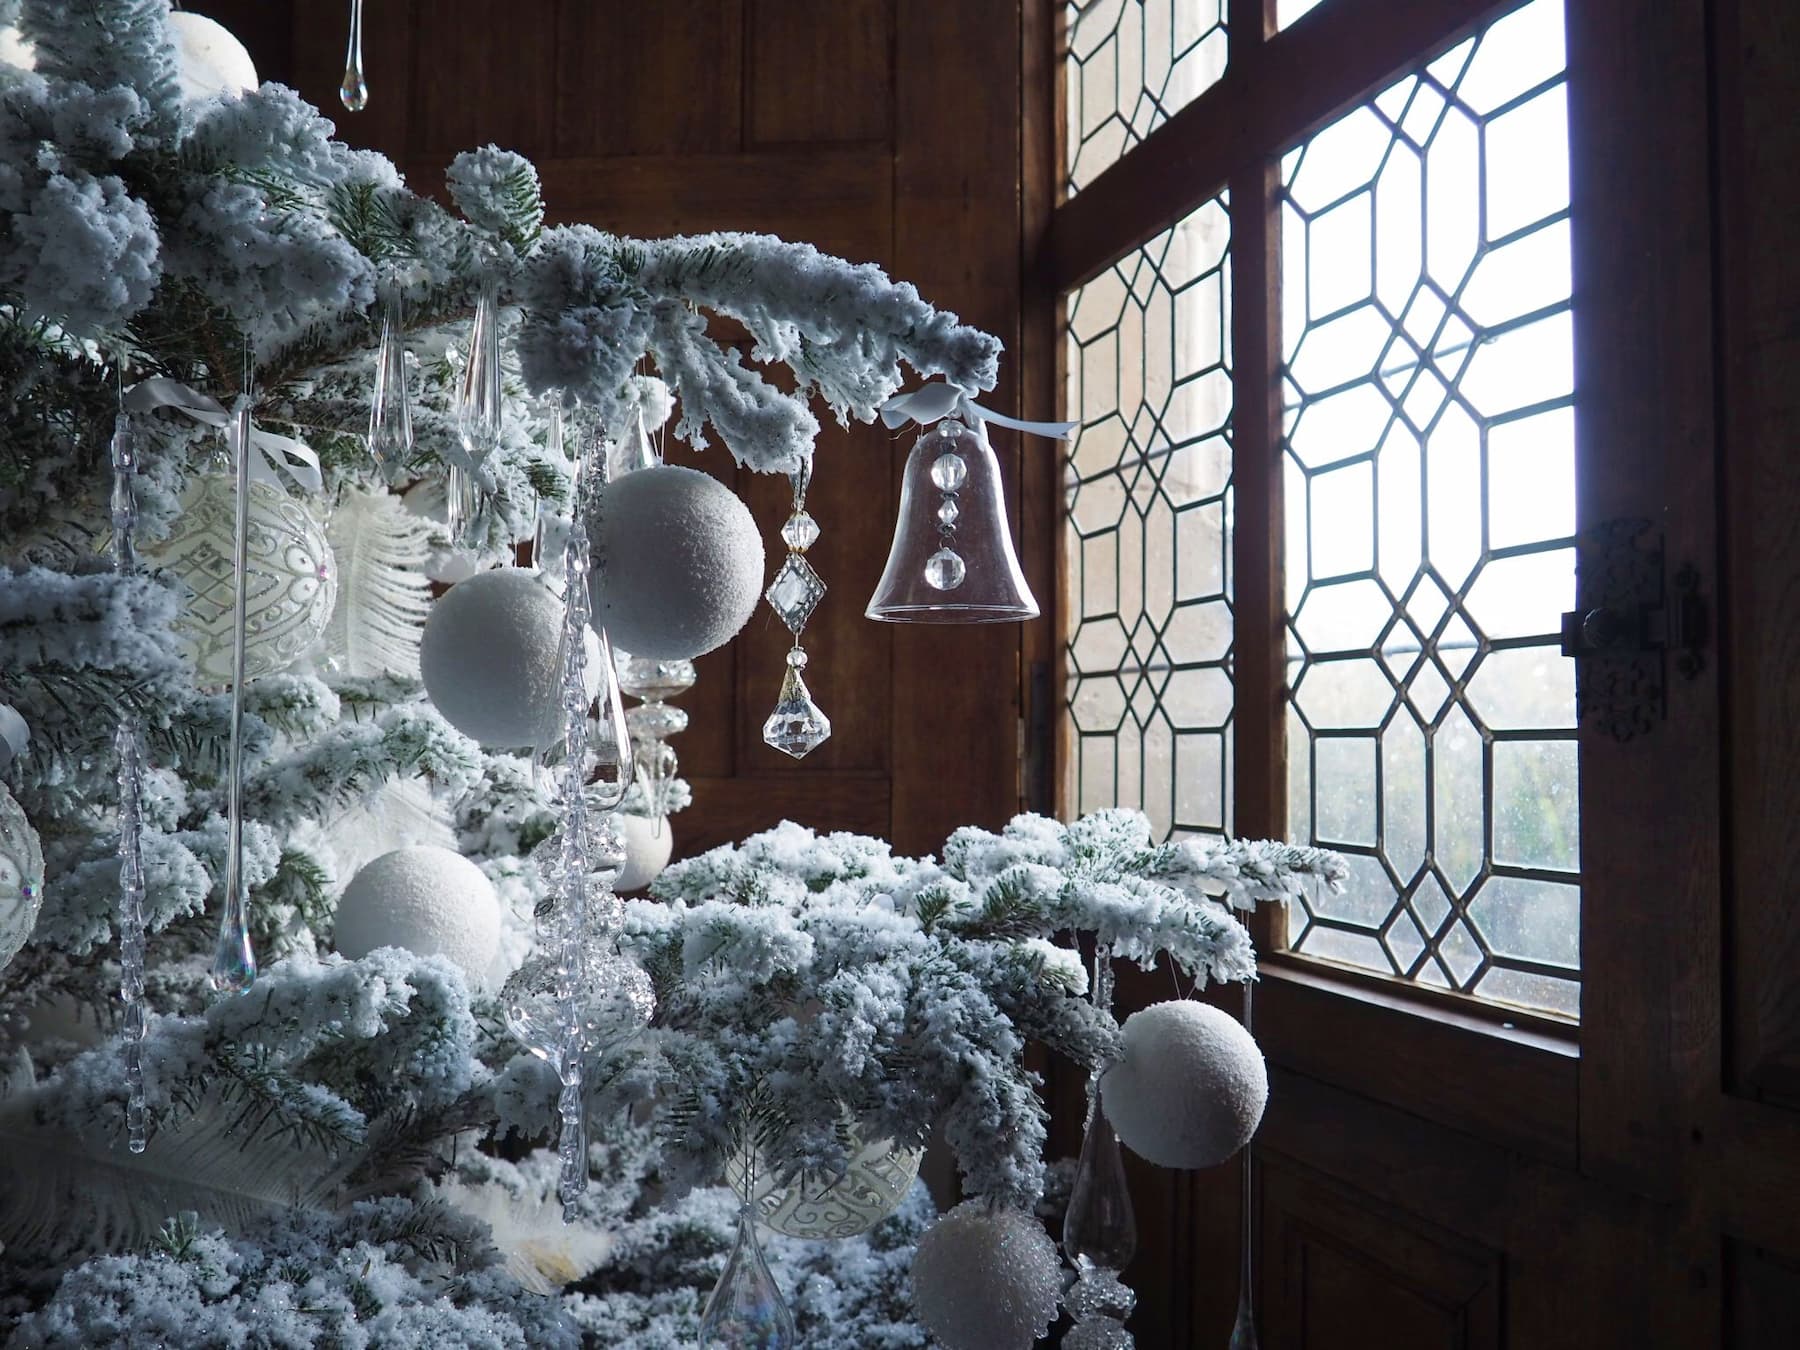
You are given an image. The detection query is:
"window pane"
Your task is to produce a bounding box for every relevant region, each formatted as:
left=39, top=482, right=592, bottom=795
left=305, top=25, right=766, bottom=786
left=1064, top=0, right=1228, bottom=196
left=1064, top=197, right=1233, bottom=838
left=1279, top=0, right=1579, bottom=1018
left=1277, top=0, right=1329, bottom=30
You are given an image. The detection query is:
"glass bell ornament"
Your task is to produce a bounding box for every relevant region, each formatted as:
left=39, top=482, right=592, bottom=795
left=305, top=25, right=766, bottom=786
left=866, top=417, right=1039, bottom=622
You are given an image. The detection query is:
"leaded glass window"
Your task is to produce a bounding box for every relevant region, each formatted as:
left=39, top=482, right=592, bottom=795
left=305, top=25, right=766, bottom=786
left=1064, top=0, right=1227, bottom=195
left=1279, top=0, right=1579, bottom=1016
left=1063, top=198, right=1233, bottom=838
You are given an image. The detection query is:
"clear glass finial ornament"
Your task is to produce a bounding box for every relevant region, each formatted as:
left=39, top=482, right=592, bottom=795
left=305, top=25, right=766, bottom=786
left=368, top=292, right=412, bottom=470
left=614, top=648, right=695, bottom=835
left=700, top=1183, right=797, bottom=1349
left=763, top=649, right=831, bottom=759
left=339, top=0, right=368, bottom=111
left=867, top=417, right=1039, bottom=622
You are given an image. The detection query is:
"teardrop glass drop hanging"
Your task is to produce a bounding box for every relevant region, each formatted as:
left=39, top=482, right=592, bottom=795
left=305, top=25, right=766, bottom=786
left=457, top=275, right=503, bottom=464
left=339, top=0, right=368, bottom=111
left=699, top=1204, right=797, bottom=1349
left=368, top=292, right=411, bottom=469
left=209, top=401, right=259, bottom=995
left=1064, top=1096, right=1137, bottom=1273
left=609, top=407, right=660, bottom=477
left=586, top=628, right=634, bottom=811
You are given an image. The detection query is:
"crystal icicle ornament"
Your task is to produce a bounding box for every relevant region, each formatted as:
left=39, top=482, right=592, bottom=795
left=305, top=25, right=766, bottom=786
left=339, top=0, right=368, bottom=111
left=449, top=274, right=502, bottom=547
left=762, top=648, right=831, bottom=759
left=111, top=408, right=150, bottom=1151
left=208, top=400, right=258, bottom=996
left=700, top=1197, right=797, bottom=1349
left=368, top=292, right=412, bottom=470
left=609, top=407, right=659, bottom=478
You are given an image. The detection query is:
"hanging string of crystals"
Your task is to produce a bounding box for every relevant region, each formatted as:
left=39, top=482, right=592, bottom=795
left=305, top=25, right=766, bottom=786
left=450, top=273, right=502, bottom=548
left=700, top=1123, right=797, bottom=1349
left=924, top=420, right=970, bottom=591
left=109, top=383, right=150, bottom=1152
left=367, top=289, right=412, bottom=470
left=207, top=360, right=259, bottom=996
left=1228, top=980, right=1260, bottom=1350
left=1062, top=943, right=1138, bottom=1350
left=339, top=0, right=368, bottom=111
left=760, top=461, right=831, bottom=759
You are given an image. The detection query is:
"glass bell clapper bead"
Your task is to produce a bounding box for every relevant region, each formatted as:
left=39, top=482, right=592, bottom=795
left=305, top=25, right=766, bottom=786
left=762, top=647, right=831, bottom=759
left=208, top=400, right=259, bottom=996
left=700, top=1193, right=797, bottom=1349
left=339, top=0, right=368, bottom=111
left=367, top=292, right=412, bottom=470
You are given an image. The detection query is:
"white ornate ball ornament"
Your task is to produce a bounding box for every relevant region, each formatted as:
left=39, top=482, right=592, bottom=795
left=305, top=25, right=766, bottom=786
left=586, top=464, right=764, bottom=660
left=140, top=472, right=337, bottom=686
left=728, top=1125, right=925, bottom=1240
left=166, top=11, right=259, bottom=100
left=0, top=784, right=44, bottom=976
left=333, top=845, right=502, bottom=985
left=419, top=568, right=602, bottom=750
left=616, top=813, right=674, bottom=893
left=1100, top=997, right=1267, bottom=1170
left=910, top=1200, right=1063, bottom=1350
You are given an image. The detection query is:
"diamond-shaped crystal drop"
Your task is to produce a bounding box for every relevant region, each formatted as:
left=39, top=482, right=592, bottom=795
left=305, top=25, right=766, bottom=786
left=762, top=664, right=831, bottom=758
left=765, top=554, right=826, bottom=634
left=937, top=497, right=960, bottom=528
left=780, top=510, right=820, bottom=552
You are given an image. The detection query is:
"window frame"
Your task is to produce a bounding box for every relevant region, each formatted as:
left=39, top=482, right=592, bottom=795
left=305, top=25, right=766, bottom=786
left=1039, top=0, right=1584, bottom=1157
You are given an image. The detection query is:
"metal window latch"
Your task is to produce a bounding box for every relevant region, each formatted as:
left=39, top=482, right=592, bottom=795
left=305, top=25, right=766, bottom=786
left=1559, top=518, right=1708, bottom=742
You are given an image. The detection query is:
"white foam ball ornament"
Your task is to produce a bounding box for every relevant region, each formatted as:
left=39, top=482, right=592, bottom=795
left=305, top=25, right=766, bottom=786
left=616, top=813, right=673, bottom=893
left=911, top=1201, right=1062, bottom=1350
left=167, top=12, right=258, bottom=100
left=420, top=568, right=602, bottom=750
left=334, top=846, right=501, bottom=986
left=586, top=465, right=764, bottom=660
left=1100, top=998, right=1267, bottom=1170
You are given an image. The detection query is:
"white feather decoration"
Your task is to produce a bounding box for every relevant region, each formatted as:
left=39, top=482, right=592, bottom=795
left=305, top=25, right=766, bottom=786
left=436, top=1177, right=613, bottom=1293
left=322, top=486, right=437, bottom=678
left=0, top=1090, right=359, bottom=1261
left=312, top=775, right=459, bottom=883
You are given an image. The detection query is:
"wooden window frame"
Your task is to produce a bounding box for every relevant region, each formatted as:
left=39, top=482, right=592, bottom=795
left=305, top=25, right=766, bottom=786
left=1036, top=0, right=1586, bottom=1161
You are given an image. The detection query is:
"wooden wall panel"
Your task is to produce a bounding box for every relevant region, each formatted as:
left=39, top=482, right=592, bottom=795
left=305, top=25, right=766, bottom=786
left=407, top=2, right=558, bottom=154
left=554, top=1, right=745, bottom=157
left=745, top=0, right=893, bottom=147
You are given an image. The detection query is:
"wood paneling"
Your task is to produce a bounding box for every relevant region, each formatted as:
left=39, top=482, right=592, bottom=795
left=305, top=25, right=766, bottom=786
left=746, top=0, right=892, bottom=147
left=407, top=1, right=558, bottom=154
left=554, top=1, right=745, bottom=157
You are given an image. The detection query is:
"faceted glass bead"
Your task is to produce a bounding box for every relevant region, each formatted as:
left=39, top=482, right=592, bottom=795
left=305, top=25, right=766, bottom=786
left=615, top=654, right=698, bottom=703
left=762, top=663, right=831, bottom=759
left=764, top=555, right=826, bottom=635
left=923, top=547, right=966, bottom=591
left=936, top=498, right=960, bottom=528
left=625, top=702, right=689, bottom=741
left=929, top=452, right=968, bottom=491
left=779, top=511, right=820, bottom=552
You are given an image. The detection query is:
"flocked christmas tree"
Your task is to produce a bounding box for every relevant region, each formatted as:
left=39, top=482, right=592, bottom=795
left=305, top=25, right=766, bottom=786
left=0, top=3, right=1346, bottom=1346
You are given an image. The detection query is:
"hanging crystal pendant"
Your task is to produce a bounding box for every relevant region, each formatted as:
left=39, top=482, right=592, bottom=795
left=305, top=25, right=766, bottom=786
left=764, top=555, right=825, bottom=633
left=762, top=648, right=831, bottom=759
left=610, top=406, right=660, bottom=478
left=339, top=0, right=368, bottom=111
left=368, top=292, right=412, bottom=470
left=699, top=1202, right=797, bottom=1349
left=586, top=628, right=634, bottom=812
left=449, top=274, right=502, bottom=547
left=209, top=399, right=259, bottom=996
left=1065, top=1098, right=1137, bottom=1273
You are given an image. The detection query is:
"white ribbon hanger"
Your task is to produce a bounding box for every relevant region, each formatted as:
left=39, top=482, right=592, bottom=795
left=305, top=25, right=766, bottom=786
left=880, top=379, right=1078, bottom=441
left=124, top=377, right=324, bottom=494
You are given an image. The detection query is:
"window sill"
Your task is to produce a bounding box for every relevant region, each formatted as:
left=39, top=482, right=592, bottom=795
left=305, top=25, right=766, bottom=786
left=1253, top=955, right=1580, bottom=1168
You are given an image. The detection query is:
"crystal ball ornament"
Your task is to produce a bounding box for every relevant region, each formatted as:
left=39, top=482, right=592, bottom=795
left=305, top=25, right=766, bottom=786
left=1100, top=998, right=1268, bottom=1169
left=420, top=568, right=603, bottom=750
left=0, top=784, right=45, bottom=976
left=728, top=1125, right=925, bottom=1240
left=910, top=1201, right=1063, bottom=1350
left=586, top=464, right=765, bottom=661
left=142, top=472, right=337, bottom=685
left=333, top=845, right=503, bottom=986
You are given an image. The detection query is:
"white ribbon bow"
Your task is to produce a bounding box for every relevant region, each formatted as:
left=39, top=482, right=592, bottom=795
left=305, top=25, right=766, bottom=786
left=124, top=377, right=324, bottom=494
left=880, top=380, right=1078, bottom=441
left=0, top=703, right=28, bottom=773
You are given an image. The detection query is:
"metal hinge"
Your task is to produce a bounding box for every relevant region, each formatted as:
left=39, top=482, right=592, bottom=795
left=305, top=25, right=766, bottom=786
left=1559, top=518, right=1708, bottom=742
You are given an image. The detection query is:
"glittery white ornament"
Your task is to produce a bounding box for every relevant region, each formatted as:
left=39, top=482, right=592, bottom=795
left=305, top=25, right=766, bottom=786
left=911, top=1201, right=1062, bottom=1350
left=616, top=813, right=673, bottom=893
left=167, top=11, right=258, bottom=100
left=586, top=464, right=764, bottom=660
left=0, top=784, right=44, bottom=976
left=333, top=845, right=502, bottom=985
left=140, top=473, right=337, bottom=685
left=1100, top=998, right=1266, bottom=1170
left=728, top=1124, right=924, bottom=1240
left=420, top=568, right=602, bottom=750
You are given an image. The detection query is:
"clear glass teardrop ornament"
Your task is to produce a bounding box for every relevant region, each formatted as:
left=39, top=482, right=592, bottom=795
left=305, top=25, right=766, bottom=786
left=1063, top=1095, right=1137, bottom=1272
left=698, top=1205, right=797, bottom=1349
left=368, top=293, right=412, bottom=469
left=339, top=0, right=368, bottom=111
left=586, top=629, right=635, bottom=812
left=457, top=275, right=503, bottom=464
